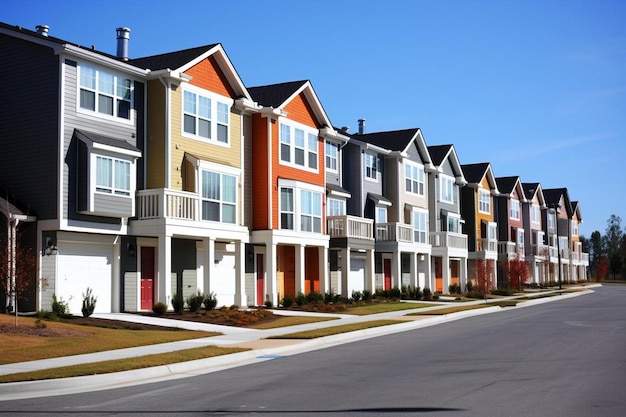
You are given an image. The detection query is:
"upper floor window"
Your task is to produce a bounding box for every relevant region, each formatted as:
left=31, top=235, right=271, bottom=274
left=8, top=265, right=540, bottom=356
left=325, top=141, right=339, bottom=172
left=510, top=199, right=520, bottom=220
left=440, top=175, right=454, bottom=203
left=412, top=209, right=428, bottom=243
left=79, top=64, right=132, bottom=120
left=327, top=198, right=345, bottom=216
left=517, top=228, right=525, bottom=249
left=375, top=206, right=387, bottom=223
left=183, top=89, right=231, bottom=144
left=300, top=190, right=322, bottom=233
left=447, top=213, right=461, bottom=234
left=548, top=212, right=556, bottom=229
left=364, top=152, right=381, bottom=181
left=531, top=204, right=540, bottom=224
left=96, top=155, right=130, bottom=196
left=201, top=170, right=236, bottom=223
left=279, top=180, right=323, bottom=233
left=571, top=220, right=579, bottom=236
left=487, top=222, right=497, bottom=240
left=280, top=122, right=318, bottom=171
left=478, top=189, right=490, bottom=213
left=405, top=162, right=425, bottom=195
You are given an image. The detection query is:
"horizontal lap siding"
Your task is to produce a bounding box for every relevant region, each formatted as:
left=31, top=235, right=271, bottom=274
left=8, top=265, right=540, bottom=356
left=251, top=115, right=269, bottom=230
left=146, top=80, right=166, bottom=189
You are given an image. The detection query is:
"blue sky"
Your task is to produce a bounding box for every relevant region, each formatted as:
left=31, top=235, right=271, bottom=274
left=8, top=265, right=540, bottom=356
left=4, top=0, right=625, bottom=236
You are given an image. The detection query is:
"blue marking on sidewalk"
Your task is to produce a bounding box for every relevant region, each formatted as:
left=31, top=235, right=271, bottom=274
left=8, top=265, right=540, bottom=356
left=256, top=354, right=283, bottom=359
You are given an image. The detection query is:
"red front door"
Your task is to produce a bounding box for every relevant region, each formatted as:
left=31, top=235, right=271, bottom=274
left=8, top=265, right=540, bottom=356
left=256, top=254, right=264, bottom=306
left=384, top=258, right=392, bottom=290
left=141, top=247, right=155, bottom=310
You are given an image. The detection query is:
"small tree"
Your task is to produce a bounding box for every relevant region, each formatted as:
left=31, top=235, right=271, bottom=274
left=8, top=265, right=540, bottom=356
left=475, top=259, right=494, bottom=298
left=503, top=253, right=530, bottom=291
left=0, top=237, right=38, bottom=326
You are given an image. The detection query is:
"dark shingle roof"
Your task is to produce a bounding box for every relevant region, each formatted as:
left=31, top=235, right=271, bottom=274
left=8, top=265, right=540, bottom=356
left=129, top=44, right=219, bottom=70
left=353, top=128, right=420, bottom=152
left=427, top=144, right=453, bottom=166
left=461, top=163, right=490, bottom=184
left=521, top=182, right=541, bottom=200
left=495, top=176, right=519, bottom=194
left=248, top=80, right=308, bottom=107
left=74, top=129, right=140, bottom=153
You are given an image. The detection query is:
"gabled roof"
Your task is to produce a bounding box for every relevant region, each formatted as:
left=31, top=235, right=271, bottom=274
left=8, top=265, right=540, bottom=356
left=248, top=80, right=333, bottom=129
left=495, top=176, right=527, bottom=202
left=543, top=188, right=573, bottom=217
left=427, top=144, right=466, bottom=185
left=353, top=128, right=434, bottom=169
left=129, top=44, right=219, bottom=71
left=571, top=201, right=583, bottom=221
left=461, top=162, right=499, bottom=193
left=521, top=182, right=546, bottom=207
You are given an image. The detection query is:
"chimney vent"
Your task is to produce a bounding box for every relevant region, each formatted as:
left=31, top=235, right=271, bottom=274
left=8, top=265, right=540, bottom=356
left=116, top=27, right=131, bottom=61
left=36, top=25, right=49, bottom=37
left=358, top=119, right=366, bottom=135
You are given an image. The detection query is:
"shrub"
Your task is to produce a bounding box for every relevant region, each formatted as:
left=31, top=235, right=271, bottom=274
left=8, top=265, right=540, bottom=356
left=34, top=318, right=47, bottom=329
left=306, top=291, right=324, bottom=304
left=152, top=302, right=167, bottom=315
left=264, top=300, right=273, bottom=308
left=362, top=289, right=372, bottom=301
left=81, top=287, right=98, bottom=317
left=282, top=295, right=294, bottom=308
left=295, top=292, right=307, bottom=306
left=171, top=291, right=185, bottom=314
left=203, top=292, right=218, bottom=311
left=351, top=290, right=362, bottom=302
left=433, top=291, right=440, bottom=300
left=422, top=287, right=432, bottom=300
left=491, top=288, right=515, bottom=296
left=324, top=291, right=335, bottom=304
left=389, top=287, right=401, bottom=300
left=448, top=283, right=461, bottom=294
left=415, top=287, right=423, bottom=300
left=466, top=280, right=473, bottom=293
left=186, top=291, right=204, bottom=313
left=51, top=293, right=68, bottom=317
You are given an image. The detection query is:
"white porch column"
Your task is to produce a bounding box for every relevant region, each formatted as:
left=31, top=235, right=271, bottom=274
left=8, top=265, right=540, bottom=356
left=392, top=252, right=401, bottom=289
left=234, top=241, right=246, bottom=307
left=410, top=252, right=418, bottom=289
left=319, top=246, right=328, bottom=296
left=266, top=243, right=277, bottom=306
left=112, top=239, right=121, bottom=313
left=460, top=257, right=468, bottom=290
left=340, top=247, right=350, bottom=296
left=199, top=238, right=215, bottom=294
left=157, top=234, right=172, bottom=307
left=442, top=254, right=451, bottom=293
left=295, top=244, right=305, bottom=294
left=366, top=248, right=375, bottom=293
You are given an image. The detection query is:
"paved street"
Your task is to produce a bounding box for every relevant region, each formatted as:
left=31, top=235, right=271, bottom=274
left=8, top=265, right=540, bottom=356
left=0, top=285, right=624, bottom=417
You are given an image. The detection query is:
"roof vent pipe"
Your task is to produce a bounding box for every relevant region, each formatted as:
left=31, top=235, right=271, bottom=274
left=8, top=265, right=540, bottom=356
left=36, top=25, right=49, bottom=36
left=358, top=119, right=366, bottom=135
left=116, top=27, right=131, bottom=61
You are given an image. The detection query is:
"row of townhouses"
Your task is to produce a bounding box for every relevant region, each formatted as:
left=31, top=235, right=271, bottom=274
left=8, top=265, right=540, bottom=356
left=0, top=23, right=589, bottom=315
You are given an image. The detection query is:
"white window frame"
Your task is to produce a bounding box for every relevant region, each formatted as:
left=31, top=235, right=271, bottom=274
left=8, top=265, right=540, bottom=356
left=447, top=212, right=461, bottom=234
left=412, top=208, right=428, bottom=244
left=571, top=220, right=579, bottom=236
left=548, top=212, right=556, bottom=229
left=94, top=155, right=131, bottom=196
left=278, top=179, right=324, bottom=233
left=364, top=152, right=381, bottom=182
left=531, top=204, right=540, bottom=224
left=405, top=162, right=425, bottom=195
left=487, top=222, right=497, bottom=240
left=182, top=85, right=233, bottom=145
left=279, top=120, right=319, bottom=172
left=375, top=206, right=387, bottom=223
left=517, top=228, right=525, bottom=251
left=325, top=141, right=339, bottom=172
left=200, top=171, right=238, bottom=224
left=440, top=175, right=454, bottom=204
left=478, top=189, right=490, bottom=214
left=78, top=63, right=134, bottom=122
left=510, top=199, right=520, bottom=220
left=327, top=197, right=345, bottom=216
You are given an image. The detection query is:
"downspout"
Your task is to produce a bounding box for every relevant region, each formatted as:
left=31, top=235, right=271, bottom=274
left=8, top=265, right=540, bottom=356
left=267, top=117, right=272, bottom=228
left=240, top=111, right=245, bottom=227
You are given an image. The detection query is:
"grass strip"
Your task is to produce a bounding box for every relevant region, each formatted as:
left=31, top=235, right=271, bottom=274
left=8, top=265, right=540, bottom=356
left=248, top=315, right=337, bottom=329
left=267, top=319, right=404, bottom=339
left=0, top=346, right=249, bottom=383
left=344, top=302, right=432, bottom=316
left=408, top=303, right=501, bottom=316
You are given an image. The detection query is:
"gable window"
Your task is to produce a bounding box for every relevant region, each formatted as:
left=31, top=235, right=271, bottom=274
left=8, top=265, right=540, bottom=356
left=365, top=152, right=381, bottom=181
left=327, top=198, right=345, bottom=216
left=79, top=64, right=132, bottom=120
left=405, top=162, right=425, bottom=195
left=412, top=209, right=428, bottom=243
left=531, top=204, right=540, bottom=224
left=510, top=199, right=520, bottom=220
left=440, top=175, right=454, bottom=203
left=279, top=122, right=318, bottom=171
left=325, top=141, right=338, bottom=172
left=183, top=89, right=231, bottom=144
left=279, top=180, right=323, bottom=233
left=201, top=170, right=236, bottom=223
left=478, top=189, right=490, bottom=213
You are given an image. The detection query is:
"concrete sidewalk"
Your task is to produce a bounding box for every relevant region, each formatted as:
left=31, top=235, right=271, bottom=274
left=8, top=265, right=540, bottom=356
left=0, top=288, right=595, bottom=401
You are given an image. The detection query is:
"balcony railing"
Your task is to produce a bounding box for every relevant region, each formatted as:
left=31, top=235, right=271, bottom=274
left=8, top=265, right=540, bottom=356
left=136, top=189, right=198, bottom=221
left=431, top=232, right=467, bottom=249
left=498, top=241, right=519, bottom=256
left=531, top=244, right=550, bottom=257
left=477, top=238, right=498, bottom=252
left=327, top=215, right=374, bottom=240
left=376, top=223, right=414, bottom=243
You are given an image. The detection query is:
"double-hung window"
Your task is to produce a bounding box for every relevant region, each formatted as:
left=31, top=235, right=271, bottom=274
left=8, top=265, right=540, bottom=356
left=487, top=223, right=497, bottom=240
left=510, top=199, right=520, bottom=220
left=300, top=190, right=322, bottom=233
left=183, top=88, right=231, bottom=144
left=405, top=162, right=425, bottom=195
left=325, top=141, right=338, bottom=172
left=95, top=156, right=131, bottom=196
left=79, top=64, right=132, bottom=120
left=412, top=209, right=428, bottom=243
left=365, top=152, right=380, bottom=181
left=478, top=189, right=490, bottom=213
left=548, top=212, right=556, bottom=229
left=201, top=170, right=236, bottom=223
left=327, top=198, right=345, bottom=216
left=440, top=175, right=454, bottom=203
left=279, top=122, right=318, bottom=171
left=531, top=204, right=540, bottom=224
left=279, top=180, right=323, bottom=233
left=447, top=213, right=460, bottom=234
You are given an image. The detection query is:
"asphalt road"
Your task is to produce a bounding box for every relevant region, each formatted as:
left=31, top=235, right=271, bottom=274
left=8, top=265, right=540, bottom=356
left=1, top=285, right=624, bottom=417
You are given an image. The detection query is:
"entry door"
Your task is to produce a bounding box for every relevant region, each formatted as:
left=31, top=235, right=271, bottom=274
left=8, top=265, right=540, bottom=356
left=256, top=254, right=264, bottom=306
left=141, top=247, right=155, bottom=310
left=384, top=258, right=392, bottom=290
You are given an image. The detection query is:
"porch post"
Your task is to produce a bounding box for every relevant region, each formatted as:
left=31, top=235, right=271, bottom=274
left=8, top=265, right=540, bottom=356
left=234, top=241, right=246, bottom=307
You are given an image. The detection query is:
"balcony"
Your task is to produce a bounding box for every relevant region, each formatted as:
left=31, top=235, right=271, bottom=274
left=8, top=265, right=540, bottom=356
left=431, top=232, right=467, bottom=249
left=477, top=238, right=498, bottom=252
left=376, top=222, right=414, bottom=243
left=498, top=241, right=520, bottom=256
left=327, top=215, right=374, bottom=240
left=136, top=188, right=198, bottom=221
left=531, top=244, right=550, bottom=258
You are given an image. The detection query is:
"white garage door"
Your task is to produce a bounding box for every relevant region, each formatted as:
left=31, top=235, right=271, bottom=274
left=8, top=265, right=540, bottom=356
left=348, top=256, right=366, bottom=295
left=57, top=242, right=113, bottom=315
